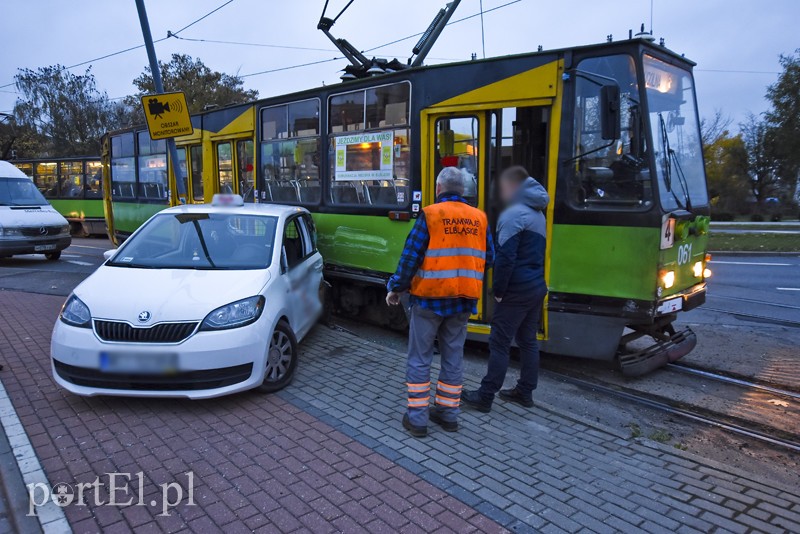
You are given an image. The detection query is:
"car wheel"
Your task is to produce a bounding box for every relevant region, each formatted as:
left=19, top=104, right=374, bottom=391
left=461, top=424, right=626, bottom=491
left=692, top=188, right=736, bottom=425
left=258, top=320, right=298, bottom=393
left=45, top=251, right=61, bottom=261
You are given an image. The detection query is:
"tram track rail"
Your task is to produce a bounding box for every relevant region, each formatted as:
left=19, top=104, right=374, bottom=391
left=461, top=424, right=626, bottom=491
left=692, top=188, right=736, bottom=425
left=666, top=362, right=800, bottom=398
left=700, top=306, right=800, bottom=329
left=543, top=367, right=800, bottom=454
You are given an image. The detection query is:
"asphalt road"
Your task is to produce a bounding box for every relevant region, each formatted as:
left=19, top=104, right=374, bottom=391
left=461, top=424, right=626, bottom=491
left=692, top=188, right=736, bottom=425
left=0, top=237, right=110, bottom=297
left=687, top=255, right=800, bottom=327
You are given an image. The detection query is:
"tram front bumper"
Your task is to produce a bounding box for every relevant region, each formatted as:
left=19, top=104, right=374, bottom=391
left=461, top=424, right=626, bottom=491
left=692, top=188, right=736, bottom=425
left=656, top=283, right=706, bottom=316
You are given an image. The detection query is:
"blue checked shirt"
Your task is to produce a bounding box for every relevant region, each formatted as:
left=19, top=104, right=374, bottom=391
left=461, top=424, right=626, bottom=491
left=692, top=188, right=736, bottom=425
left=387, top=194, right=495, bottom=316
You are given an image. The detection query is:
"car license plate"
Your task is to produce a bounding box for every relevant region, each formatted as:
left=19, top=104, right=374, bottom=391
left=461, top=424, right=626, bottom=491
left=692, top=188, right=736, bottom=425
left=657, top=297, right=683, bottom=314
left=99, top=351, right=178, bottom=374
left=34, top=244, right=57, bottom=251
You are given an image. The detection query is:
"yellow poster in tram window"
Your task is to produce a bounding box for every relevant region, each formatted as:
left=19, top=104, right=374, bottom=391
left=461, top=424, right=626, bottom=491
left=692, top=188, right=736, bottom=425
left=381, top=145, right=392, bottom=168
left=336, top=148, right=345, bottom=170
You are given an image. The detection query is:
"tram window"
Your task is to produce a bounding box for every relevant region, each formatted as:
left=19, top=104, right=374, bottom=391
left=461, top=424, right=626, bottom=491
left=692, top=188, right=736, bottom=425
left=111, top=132, right=135, bottom=158
left=190, top=145, right=204, bottom=202
left=260, top=99, right=321, bottom=205
left=237, top=140, right=255, bottom=202
left=176, top=148, right=188, bottom=199
left=434, top=117, right=480, bottom=207
left=329, top=128, right=410, bottom=207
left=15, top=163, right=33, bottom=178
left=571, top=54, right=652, bottom=209
left=217, top=143, right=234, bottom=194
left=34, top=162, right=58, bottom=199
left=366, top=83, right=410, bottom=129
left=59, top=161, right=83, bottom=198
left=85, top=161, right=103, bottom=199
left=330, top=91, right=365, bottom=132
left=138, top=131, right=168, bottom=201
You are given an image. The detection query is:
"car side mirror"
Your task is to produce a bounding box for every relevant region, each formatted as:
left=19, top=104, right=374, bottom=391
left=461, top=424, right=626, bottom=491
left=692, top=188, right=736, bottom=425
left=103, top=249, right=116, bottom=261
left=600, top=85, right=621, bottom=140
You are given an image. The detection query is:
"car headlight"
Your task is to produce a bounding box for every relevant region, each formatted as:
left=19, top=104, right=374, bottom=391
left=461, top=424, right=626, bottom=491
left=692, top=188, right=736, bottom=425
left=60, top=224, right=70, bottom=235
left=60, top=295, right=91, bottom=328
left=2, top=227, right=22, bottom=236
left=200, top=296, right=265, bottom=331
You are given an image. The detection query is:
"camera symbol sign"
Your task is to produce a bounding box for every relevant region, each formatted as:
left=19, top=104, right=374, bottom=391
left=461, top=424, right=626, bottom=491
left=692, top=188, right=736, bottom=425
left=140, top=91, right=194, bottom=140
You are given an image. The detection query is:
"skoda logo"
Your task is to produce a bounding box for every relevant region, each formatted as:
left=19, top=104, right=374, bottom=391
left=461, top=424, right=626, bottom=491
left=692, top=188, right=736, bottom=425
left=137, top=311, right=152, bottom=323
left=39, top=226, right=47, bottom=235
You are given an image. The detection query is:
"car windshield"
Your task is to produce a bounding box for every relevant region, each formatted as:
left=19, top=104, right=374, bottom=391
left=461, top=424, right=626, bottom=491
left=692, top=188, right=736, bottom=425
left=0, top=178, right=49, bottom=206
left=644, top=55, right=708, bottom=211
left=109, top=212, right=278, bottom=270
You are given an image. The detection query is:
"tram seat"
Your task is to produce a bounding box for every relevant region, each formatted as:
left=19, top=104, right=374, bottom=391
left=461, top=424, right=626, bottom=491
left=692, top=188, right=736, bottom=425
left=271, top=185, right=300, bottom=202
left=367, top=185, right=402, bottom=205
left=332, top=185, right=362, bottom=204
left=298, top=186, right=321, bottom=203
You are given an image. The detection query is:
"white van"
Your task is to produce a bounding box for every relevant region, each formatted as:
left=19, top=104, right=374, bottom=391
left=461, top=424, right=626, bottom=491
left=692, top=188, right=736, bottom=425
left=0, top=160, right=71, bottom=260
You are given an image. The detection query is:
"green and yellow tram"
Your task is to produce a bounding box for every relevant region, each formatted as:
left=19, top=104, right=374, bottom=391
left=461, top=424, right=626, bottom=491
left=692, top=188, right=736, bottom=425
left=103, top=37, right=710, bottom=374
left=13, top=157, right=106, bottom=236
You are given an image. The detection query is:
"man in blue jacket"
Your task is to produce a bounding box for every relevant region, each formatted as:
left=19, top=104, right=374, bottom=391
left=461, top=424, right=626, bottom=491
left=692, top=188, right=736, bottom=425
left=463, top=166, right=549, bottom=412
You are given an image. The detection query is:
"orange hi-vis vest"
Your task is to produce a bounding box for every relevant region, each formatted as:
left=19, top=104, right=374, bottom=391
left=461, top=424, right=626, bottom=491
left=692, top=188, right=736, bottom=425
left=410, top=200, right=488, bottom=300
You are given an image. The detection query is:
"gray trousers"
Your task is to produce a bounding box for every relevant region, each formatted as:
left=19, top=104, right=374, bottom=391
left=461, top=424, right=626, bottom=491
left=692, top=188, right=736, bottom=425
left=406, top=305, right=470, bottom=427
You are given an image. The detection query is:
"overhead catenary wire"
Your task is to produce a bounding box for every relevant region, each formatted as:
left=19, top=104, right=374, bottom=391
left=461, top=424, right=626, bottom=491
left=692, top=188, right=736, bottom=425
left=240, top=0, right=523, bottom=79
left=0, top=0, right=236, bottom=90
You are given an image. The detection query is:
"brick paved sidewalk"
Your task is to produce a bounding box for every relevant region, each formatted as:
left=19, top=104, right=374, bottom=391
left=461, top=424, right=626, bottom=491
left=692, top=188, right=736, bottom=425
left=1, top=289, right=800, bottom=533
left=286, top=327, right=800, bottom=534
left=0, top=291, right=503, bottom=533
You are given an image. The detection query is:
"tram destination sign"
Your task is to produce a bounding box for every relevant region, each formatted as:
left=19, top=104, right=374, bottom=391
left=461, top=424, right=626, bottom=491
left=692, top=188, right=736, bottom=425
left=140, top=92, right=194, bottom=140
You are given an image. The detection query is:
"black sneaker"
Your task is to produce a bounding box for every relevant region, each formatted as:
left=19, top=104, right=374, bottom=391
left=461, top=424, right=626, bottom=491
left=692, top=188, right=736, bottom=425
left=402, top=414, right=428, bottom=437
left=499, top=388, right=534, bottom=408
left=430, top=410, right=458, bottom=432
left=462, top=389, right=492, bottom=413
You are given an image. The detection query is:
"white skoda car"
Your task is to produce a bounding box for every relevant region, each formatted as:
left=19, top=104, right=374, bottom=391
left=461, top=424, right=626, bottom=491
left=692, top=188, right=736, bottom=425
left=51, top=195, right=324, bottom=399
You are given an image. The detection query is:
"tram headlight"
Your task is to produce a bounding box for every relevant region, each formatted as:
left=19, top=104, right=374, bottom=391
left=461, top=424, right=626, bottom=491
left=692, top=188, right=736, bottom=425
left=693, top=261, right=703, bottom=278
left=661, top=270, right=675, bottom=289
left=703, top=268, right=712, bottom=279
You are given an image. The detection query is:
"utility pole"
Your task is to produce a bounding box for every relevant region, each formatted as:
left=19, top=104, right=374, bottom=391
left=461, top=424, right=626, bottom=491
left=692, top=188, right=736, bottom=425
left=134, top=0, right=187, bottom=199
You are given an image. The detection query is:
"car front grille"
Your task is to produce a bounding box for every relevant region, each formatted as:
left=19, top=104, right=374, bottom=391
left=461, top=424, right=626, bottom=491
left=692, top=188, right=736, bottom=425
left=20, top=225, right=64, bottom=237
left=54, top=360, right=254, bottom=391
left=94, top=320, right=198, bottom=343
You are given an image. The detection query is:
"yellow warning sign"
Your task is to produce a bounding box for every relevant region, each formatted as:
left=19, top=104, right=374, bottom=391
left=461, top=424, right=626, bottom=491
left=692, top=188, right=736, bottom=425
left=140, top=92, right=193, bottom=140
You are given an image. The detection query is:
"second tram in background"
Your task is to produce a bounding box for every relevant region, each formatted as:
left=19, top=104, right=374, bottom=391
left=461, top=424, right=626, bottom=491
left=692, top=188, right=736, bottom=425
left=101, top=35, right=711, bottom=376
left=12, top=157, right=106, bottom=236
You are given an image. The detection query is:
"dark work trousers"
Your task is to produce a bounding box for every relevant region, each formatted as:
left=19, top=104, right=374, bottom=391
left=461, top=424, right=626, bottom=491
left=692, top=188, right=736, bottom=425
left=406, top=305, right=470, bottom=427
left=478, top=285, right=548, bottom=400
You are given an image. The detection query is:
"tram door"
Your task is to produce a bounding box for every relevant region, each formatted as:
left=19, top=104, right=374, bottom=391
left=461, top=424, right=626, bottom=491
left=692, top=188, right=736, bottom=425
left=214, top=139, right=256, bottom=202
left=427, top=107, right=551, bottom=330
left=174, top=145, right=205, bottom=204
left=429, top=114, right=488, bottom=322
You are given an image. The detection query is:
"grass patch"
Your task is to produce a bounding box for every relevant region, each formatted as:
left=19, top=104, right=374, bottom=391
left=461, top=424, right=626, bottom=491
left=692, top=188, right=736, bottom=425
left=709, top=233, right=800, bottom=252
left=628, top=422, right=642, bottom=438
left=648, top=429, right=673, bottom=443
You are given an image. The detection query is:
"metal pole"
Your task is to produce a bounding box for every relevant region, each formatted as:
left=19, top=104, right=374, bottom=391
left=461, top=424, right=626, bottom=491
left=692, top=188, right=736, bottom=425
left=134, top=0, right=187, bottom=200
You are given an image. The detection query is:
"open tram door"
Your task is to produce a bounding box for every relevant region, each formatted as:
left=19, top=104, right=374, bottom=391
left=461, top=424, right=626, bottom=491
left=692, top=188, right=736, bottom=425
left=421, top=62, right=563, bottom=341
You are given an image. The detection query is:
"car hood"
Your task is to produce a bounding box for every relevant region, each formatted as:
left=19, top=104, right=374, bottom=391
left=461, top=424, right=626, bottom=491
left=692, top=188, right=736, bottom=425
left=75, top=265, right=271, bottom=323
left=1, top=207, right=68, bottom=227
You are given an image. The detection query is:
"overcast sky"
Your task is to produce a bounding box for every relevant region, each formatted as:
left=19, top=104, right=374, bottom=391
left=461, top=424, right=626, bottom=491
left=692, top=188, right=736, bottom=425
left=1, top=0, right=796, bottom=129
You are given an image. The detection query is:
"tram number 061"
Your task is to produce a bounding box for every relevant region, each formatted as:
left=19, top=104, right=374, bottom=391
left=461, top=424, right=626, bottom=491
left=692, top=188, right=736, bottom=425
left=677, top=244, right=693, bottom=265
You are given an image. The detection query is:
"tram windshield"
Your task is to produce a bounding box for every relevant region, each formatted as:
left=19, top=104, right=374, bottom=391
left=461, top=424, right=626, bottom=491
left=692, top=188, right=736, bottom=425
left=644, top=55, right=708, bottom=211
left=571, top=54, right=652, bottom=209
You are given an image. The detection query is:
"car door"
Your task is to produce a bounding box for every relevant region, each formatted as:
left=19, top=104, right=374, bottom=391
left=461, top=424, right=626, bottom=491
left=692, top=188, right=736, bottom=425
left=280, top=214, right=323, bottom=335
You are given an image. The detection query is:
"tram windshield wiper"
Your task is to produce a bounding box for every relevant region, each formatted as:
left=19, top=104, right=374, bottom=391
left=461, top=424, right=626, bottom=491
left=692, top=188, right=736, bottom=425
left=658, top=113, right=692, bottom=212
